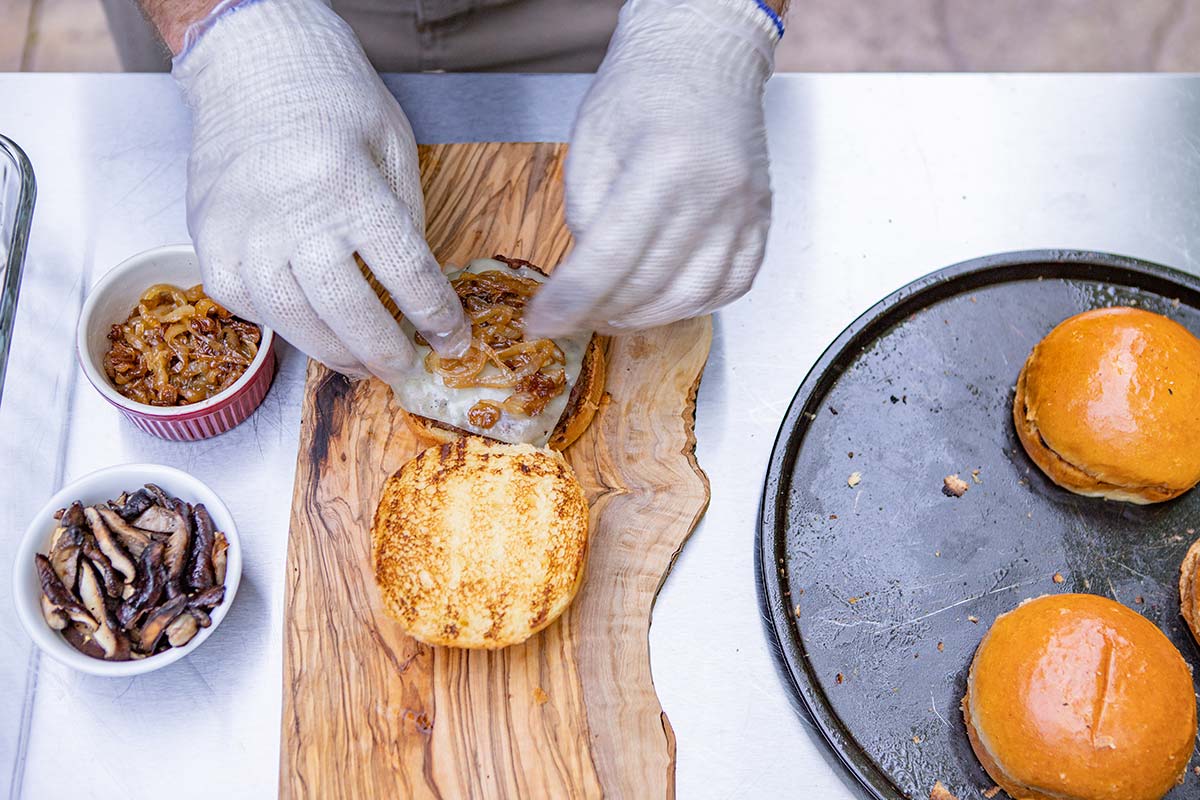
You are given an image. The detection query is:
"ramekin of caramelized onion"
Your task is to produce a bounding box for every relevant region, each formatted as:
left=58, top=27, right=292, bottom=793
left=76, top=245, right=276, bottom=441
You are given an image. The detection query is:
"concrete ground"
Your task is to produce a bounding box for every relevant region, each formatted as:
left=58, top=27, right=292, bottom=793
left=1, top=0, right=1199, bottom=72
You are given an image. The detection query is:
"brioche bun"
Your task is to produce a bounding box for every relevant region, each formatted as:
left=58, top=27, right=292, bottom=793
left=371, top=437, right=589, bottom=649
left=963, top=594, right=1196, bottom=800
left=1180, top=538, right=1200, bottom=646
left=1014, top=306, right=1200, bottom=503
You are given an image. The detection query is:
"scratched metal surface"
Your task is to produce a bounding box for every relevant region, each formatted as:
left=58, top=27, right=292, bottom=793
left=760, top=251, right=1200, bottom=800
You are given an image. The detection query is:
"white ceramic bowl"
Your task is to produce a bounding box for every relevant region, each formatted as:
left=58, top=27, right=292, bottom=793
left=76, top=244, right=276, bottom=440
left=13, top=463, right=242, bottom=677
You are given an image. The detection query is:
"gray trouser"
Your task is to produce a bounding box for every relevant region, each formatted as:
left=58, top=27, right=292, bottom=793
left=101, top=0, right=622, bottom=72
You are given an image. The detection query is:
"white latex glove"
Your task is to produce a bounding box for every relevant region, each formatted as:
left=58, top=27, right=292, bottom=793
left=172, top=0, right=469, bottom=381
left=526, top=0, right=781, bottom=338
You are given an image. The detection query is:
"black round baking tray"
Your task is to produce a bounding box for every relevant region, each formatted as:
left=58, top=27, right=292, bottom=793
left=758, top=250, right=1200, bottom=799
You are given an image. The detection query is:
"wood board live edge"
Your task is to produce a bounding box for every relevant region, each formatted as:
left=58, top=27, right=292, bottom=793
left=281, top=142, right=712, bottom=799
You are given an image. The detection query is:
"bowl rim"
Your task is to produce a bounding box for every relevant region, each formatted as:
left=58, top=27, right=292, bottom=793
left=12, top=463, right=242, bottom=677
left=75, top=243, right=275, bottom=419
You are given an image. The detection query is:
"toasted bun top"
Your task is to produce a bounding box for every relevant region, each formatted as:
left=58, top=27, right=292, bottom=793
left=966, top=594, right=1196, bottom=800
left=372, top=437, right=589, bottom=649
left=1022, top=306, right=1200, bottom=494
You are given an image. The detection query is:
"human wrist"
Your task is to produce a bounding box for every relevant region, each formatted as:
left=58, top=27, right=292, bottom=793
left=139, top=0, right=224, bottom=54
left=176, top=0, right=259, bottom=57
left=173, top=0, right=341, bottom=65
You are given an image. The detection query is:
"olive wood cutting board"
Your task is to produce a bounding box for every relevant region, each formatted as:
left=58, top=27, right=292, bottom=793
left=281, top=142, right=712, bottom=798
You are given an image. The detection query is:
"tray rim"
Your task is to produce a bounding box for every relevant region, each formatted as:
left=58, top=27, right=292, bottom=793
left=755, top=248, right=1200, bottom=800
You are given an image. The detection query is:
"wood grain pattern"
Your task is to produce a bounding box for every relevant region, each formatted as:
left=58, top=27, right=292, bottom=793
left=281, top=142, right=711, bottom=799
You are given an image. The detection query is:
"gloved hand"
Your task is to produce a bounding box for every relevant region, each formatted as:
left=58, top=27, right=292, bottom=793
left=172, top=0, right=469, bottom=382
left=526, top=0, right=782, bottom=337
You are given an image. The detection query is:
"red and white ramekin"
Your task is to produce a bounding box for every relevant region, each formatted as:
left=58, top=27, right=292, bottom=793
left=76, top=244, right=276, bottom=441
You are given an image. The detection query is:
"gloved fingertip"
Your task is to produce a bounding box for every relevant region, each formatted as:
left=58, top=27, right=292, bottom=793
left=362, top=348, right=422, bottom=386
left=524, top=308, right=578, bottom=341
left=423, top=318, right=472, bottom=359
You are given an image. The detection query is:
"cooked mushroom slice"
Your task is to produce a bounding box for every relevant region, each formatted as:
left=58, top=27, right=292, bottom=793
left=136, top=595, right=188, bottom=653
left=35, top=554, right=97, bottom=632
left=78, top=561, right=131, bottom=660
left=188, top=504, right=217, bottom=591
left=83, top=506, right=137, bottom=585
left=212, top=532, right=229, bottom=586
left=96, top=505, right=152, bottom=557
left=80, top=535, right=123, bottom=598
left=112, top=488, right=155, bottom=521
left=130, top=505, right=177, bottom=533
left=190, top=607, right=212, bottom=628
left=162, top=501, right=192, bottom=599
left=118, top=540, right=167, bottom=628
left=62, top=622, right=107, bottom=659
left=189, top=585, right=226, bottom=611
left=47, top=525, right=83, bottom=593
left=165, top=611, right=201, bottom=647
left=41, top=595, right=67, bottom=630
left=144, top=483, right=173, bottom=509
left=60, top=501, right=86, bottom=530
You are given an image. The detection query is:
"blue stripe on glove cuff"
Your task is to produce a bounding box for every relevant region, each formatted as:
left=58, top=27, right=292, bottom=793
left=752, top=0, right=785, bottom=38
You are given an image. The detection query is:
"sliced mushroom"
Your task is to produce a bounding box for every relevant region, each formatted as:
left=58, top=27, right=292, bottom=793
left=188, top=585, right=225, bottom=611
left=62, top=622, right=106, bottom=659
left=212, top=532, right=229, bottom=586
left=47, top=525, right=83, bottom=593
left=131, top=505, right=177, bottom=533
left=96, top=505, right=153, bottom=558
left=40, top=484, right=233, bottom=662
left=83, top=506, right=137, bottom=585
left=112, top=488, right=155, bottom=522
left=136, top=595, right=188, bottom=653
left=40, top=595, right=67, bottom=630
left=35, top=554, right=96, bottom=632
left=165, top=611, right=200, bottom=647
left=79, top=535, right=123, bottom=598
left=163, top=501, right=192, bottom=599
left=188, top=504, right=217, bottom=591
left=60, top=501, right=86, bottom=530
left=144, top=483, right=173, bottom=509
left=78, top=561, right=131, bottom=660
left=117, top=540, right=167, bottom=628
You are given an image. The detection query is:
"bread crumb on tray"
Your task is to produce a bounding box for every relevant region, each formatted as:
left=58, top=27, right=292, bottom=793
left=942, top=474, right=969, bottom=497
left=848, top=471, right=862, bottom=488
left=930, top=781, right=959, bottom=800
left=983, top=787, right=1001, bottom=798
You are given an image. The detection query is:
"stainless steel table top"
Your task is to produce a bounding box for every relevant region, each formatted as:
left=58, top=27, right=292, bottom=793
left=2, top=73, right=1199, bottom=800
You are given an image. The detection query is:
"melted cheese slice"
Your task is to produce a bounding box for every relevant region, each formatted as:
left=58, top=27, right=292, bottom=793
left=390, top=259, right=591, bottom=447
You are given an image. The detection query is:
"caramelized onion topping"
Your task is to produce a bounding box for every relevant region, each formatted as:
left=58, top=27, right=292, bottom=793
left=467, top=401, right=502, bottom=429
left=424, top=267, right=567, bottom=419
left=102, top=283, right=260, bottom=406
